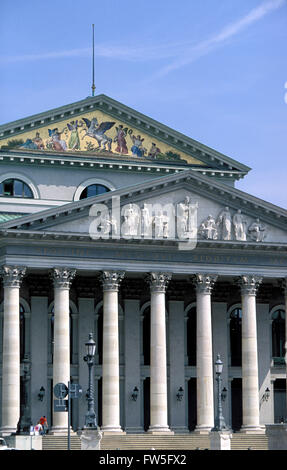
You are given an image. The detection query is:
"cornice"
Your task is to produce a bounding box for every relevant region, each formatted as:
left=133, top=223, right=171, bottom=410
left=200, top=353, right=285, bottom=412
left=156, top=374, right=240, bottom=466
left=0, top=94, right=250, bottom=175
left=0, top=148, right=245, bottom=181
left=0, top=229, right=286, bottom=253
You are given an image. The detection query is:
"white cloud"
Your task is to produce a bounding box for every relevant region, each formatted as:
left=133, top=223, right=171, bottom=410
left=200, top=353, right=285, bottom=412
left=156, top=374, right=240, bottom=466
left=152, top=0, right=286, bottom=78
left=1, top=0, right=285, bottom=70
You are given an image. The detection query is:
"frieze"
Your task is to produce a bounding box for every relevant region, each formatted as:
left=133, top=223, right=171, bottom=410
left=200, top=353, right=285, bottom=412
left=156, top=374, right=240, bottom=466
left=4, top=243, right=287, bottom=268
left=0, top=109, right=202, bottom=165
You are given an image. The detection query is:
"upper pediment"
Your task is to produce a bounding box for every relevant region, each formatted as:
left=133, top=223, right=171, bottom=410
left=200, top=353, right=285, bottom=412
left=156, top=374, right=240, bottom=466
left=0, top=94, right=250, bottom=175
left=0, top=168, right=286, bottom=246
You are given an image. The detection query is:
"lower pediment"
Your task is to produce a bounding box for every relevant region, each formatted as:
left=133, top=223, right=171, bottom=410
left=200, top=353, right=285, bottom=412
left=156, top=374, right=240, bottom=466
left=0, top=170, right=286, bottom=246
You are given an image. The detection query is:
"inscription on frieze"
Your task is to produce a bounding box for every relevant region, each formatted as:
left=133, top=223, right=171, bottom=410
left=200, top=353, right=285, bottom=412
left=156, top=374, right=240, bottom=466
left=9, top=244, right=287, bottom=267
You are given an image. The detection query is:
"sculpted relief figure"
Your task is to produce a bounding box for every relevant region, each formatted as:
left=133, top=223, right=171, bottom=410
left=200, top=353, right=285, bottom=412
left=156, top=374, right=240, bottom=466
left=248, top=218, right=267, bottom=242
left=141, top=204, right=152, bottom=237
left=233, top=209, right=247, bottom=241
left=122, top=203, right=140, bottom=236
left=198, top=214, right=218, bottom=240
left=217, top=206, right=232, bottom=240
left=154, top=210, right=169, bottom=239
left=177, top=196, right=197, bottom=238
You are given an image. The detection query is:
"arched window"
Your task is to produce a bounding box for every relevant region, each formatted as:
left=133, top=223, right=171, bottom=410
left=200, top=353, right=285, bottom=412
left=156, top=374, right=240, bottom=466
left=79, top=184, right=109, bottom=200
left=0, top=179, right=33, bottom=198
left=230, top=307, right=242, bottom=366
left=272, top=309, right=285, bottom=364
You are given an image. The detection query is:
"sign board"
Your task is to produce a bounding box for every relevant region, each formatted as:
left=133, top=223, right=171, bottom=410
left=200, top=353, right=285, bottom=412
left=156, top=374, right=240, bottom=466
left=54, top=382, right=68, bottom=399
left=69, top=383, right=83, bottom=399
left=54, top=399, right=68, bottom=412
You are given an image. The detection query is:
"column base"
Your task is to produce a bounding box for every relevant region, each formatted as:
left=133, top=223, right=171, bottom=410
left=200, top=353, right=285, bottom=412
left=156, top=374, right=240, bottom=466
left=101, top=426, right=126, bottom=435
left=0, top=426, right=17, bottom=436
left=194, top=425, right=213, bottom=435
left=50, top=426, right=76, bottom=435
left=147, top=425, right=174, bottom=435
left=240, top=425, right=265, bottom=434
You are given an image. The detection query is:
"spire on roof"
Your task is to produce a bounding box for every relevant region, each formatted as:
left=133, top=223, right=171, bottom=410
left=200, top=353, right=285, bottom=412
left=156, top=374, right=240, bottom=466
left=91, top=24, right=96, bottom=97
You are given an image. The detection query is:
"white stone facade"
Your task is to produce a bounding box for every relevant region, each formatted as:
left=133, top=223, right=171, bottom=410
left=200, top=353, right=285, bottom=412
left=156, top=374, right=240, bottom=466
left=0, top=95, right=286, bottom=437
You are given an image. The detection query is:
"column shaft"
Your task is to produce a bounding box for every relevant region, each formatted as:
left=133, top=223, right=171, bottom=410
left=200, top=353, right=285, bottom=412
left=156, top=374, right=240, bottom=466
left=146, top=272, right=172, bottom=434
left=193, top=274, right=217, bottom=433
left=101, top=271, right=124, bottom=433
left=239, top=275, right=263, bottom=433
left=0, top=266, right=26, bottom=435
left=50, top=268, right=76, bottom=433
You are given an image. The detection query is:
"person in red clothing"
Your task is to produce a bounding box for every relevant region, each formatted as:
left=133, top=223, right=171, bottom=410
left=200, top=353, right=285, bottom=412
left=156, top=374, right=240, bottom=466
left=39, top=416, right=48, bottom=435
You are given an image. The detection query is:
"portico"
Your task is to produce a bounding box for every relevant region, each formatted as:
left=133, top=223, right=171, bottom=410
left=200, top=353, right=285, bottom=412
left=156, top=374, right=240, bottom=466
left=0, top=239, right=286, bottom=435
left=0, top=94, right=286, bottom=440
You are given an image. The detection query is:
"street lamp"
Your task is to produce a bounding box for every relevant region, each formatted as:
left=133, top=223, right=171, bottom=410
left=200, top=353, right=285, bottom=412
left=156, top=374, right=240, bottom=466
left=83, top=333, right=98, bottom=428
left=213, top=354, right=228, bottom=431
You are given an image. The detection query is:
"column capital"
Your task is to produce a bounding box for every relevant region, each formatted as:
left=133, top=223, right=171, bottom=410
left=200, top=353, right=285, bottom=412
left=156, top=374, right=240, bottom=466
left=237, top=275, right=263, bottom=296
left=50, top=267, right=76, bottom=289
left=100, top=270, right=125, bottom=292
left=146, top=272, right=172, bottom=293
left=191, top=273, right=218, bottom=294
left=0, top=265, right=26, bottom=288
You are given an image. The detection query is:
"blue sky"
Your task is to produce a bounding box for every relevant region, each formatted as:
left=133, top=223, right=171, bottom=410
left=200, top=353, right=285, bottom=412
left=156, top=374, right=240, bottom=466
left=0, top=0, right=286, bottom=208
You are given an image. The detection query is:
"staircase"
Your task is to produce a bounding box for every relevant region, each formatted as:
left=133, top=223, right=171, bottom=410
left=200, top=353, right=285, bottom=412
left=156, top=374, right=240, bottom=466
left=101, top=434, right=210, bottom=450
left=231, top=433, right=268, bottom=450
left=42, top=435, right=81, bottom=451
left=42, top=432, right=268, bottom=451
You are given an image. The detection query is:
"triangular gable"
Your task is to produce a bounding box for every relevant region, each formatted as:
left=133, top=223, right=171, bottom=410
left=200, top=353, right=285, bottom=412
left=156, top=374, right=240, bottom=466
left=0, top=169, right=286, bottom=245
left=0, top=94, right=250, bottom=174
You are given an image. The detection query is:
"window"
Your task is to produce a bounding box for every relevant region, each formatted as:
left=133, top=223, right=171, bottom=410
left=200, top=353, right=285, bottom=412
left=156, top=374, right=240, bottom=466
left=79, top=184, right=109, bottom=200
left=0, top=179, right=33, bottom=198
left=230, top=307, right=242, bottom=366
left=272, top=309, right=285, bottom=364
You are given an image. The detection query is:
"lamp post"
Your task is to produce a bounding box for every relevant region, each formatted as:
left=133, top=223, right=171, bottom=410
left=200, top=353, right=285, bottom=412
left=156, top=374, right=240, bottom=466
left=213, top=354, right=228, bottom=431
left=83, top=333, right=98, bottom=428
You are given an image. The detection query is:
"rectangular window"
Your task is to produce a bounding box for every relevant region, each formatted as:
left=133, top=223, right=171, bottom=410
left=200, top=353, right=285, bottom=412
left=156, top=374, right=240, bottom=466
left=3, top=180, right=13, bottom=196
left=14, top=180, right=23, bottom=197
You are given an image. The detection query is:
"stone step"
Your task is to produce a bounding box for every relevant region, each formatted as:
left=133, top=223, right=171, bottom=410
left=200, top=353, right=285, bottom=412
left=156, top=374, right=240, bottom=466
left=42, top=433, right=269, bottom=451
left=101, top=435, right=210, bottom=450
left=231, top=435, right=268, bottom=450
left=42, top=435, right=81, bottom=451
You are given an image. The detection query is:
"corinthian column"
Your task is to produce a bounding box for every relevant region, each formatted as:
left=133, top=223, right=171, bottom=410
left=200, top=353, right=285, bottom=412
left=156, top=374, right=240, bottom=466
left=192, top=273, right=217, bottom=433
left=50, top=267, right=76, bottom=434
left=100, top=271, right=125, bottom=433
left=238, top=275, right=263, bottom=433
left=146, top=272, right=172, bottom=434
left=0, top=265, right=26, bottom=435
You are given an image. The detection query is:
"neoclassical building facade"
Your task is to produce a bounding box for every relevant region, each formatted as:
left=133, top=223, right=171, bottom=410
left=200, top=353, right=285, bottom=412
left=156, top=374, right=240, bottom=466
left=0, top=94, right=286, bottom=436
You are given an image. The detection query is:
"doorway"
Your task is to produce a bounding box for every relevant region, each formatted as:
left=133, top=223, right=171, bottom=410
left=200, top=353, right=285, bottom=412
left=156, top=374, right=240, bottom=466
left=188, top=378, right=197, bottom=431
left=274, top=379, right=286, bottom=423
left=231, top=378, right=242, bottom=431
left=143, top=377, right=150, bottom=431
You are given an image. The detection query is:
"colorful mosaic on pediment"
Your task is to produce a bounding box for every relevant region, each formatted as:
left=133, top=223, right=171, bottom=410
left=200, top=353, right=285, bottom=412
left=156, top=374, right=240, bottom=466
left=0, top=110, right=205, bottom=165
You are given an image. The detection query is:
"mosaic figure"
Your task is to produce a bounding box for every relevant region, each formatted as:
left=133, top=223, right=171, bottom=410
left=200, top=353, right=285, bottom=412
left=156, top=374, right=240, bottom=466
left=81, top=117, right=115, bottom=151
